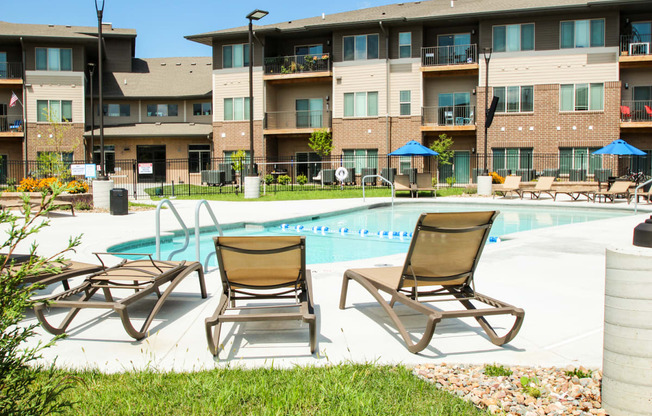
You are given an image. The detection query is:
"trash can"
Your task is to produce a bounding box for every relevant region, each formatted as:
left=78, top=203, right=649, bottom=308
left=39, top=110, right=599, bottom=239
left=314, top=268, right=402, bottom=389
left=110, top=188, right=128, bottom=215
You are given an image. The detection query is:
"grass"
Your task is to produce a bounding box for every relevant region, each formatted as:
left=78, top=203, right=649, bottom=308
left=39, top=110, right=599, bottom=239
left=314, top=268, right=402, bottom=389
left=146, top=185, right=465, bottom=202
left=40, top=364, right=487, bottom=415
left=483, top=364, right=513, bottom=377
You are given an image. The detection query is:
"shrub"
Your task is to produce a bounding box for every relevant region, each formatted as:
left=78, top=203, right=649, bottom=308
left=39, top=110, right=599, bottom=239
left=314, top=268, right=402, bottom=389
left=490, top=172, right=505, bottom=184
left=264, top=174, right=275, bottom=185
left=520, top=376, right=541, bottom=398
left=277, top=175, right=291, bottom=185
left=297, top=175, right=308, bottom=185
left=484, top=364, right=513, bottom=377
left=565, top=368, right=591, bottom=379
left=464, top=185, right=477, bottom=195
left=74, top=202, right=92, bottom=211
left=445, top=177, right=456, bottom=187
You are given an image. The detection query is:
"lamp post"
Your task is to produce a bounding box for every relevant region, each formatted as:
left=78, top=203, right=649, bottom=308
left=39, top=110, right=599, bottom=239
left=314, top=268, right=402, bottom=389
left=95, top=0, right=107, bottom=180
left=246, top=9, right=268, bottom=176
left=483, top=47, right=492, bottom=175
left=87, top=62, right=95, bottom=165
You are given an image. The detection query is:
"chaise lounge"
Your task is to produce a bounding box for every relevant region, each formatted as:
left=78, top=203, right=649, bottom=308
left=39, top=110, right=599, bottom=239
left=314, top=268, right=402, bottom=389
left=339, top=211, right=524, bottom=353
left=492, top=175, right=521, bottom=198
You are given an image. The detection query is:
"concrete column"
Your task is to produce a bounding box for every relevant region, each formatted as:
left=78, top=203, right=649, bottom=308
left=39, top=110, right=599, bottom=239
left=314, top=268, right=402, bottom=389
left=477, top=175, right=492, bottom=196
left=92, top=179, right=114, bottom=210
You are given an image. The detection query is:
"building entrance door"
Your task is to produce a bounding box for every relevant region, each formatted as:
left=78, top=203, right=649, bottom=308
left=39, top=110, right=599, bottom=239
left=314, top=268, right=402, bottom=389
left=137, top=145, right=166, bottom=183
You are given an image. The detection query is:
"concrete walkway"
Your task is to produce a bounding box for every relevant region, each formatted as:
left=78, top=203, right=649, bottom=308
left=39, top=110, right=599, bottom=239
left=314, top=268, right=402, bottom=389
left=14, top=195, right=652, bottom=372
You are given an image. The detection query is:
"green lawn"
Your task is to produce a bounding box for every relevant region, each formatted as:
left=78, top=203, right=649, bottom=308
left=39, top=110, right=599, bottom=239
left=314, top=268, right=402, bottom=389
left=146, top=185, right=467, bottom=202
left=47, top=364, right=486, bottom=415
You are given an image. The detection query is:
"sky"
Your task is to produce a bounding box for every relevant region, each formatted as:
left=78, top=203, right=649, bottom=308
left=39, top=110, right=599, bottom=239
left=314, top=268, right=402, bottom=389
left=2, top=0, right=399, bottom=58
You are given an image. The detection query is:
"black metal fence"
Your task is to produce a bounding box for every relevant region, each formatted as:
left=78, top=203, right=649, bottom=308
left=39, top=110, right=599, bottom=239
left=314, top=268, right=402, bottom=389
left=1, top=152, right=650, bottom=199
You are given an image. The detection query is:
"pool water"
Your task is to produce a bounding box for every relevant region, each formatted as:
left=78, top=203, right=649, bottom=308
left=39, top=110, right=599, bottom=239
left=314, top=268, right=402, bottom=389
left=109, top=204, right=626, bottom=265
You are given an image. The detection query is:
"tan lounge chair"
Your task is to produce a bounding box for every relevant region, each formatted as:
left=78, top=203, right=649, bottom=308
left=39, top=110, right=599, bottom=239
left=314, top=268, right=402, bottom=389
left=1, top=254, right=104, bottom=291
left=339, top=211, right=524, bottom=353
left=592, top=180, right=633, bottom=203
left=519, top=176, right=555, bottom=200
left=493, top=175, right=521, bottom=198
left=415, top=173, right=436, bottom=198
left=34, top=254, right=206, bottom=340
left=206, top=236, right=316, bottom=356
left=394, top=174, right=415, bottom=198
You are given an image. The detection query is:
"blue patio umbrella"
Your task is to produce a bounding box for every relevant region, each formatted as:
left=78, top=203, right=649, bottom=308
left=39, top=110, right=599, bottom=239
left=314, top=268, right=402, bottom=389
left=389, top=140, right=439, bottom=156
left=592, top=139, right=646, bottom=156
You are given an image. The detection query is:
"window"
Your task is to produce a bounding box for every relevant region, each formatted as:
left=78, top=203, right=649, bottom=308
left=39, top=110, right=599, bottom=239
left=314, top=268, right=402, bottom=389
left=223, top=98, right=250, bottom=121
left=493, top=148, right=533, bottom=171
left=93, top=145, right=115, bottom=174
left=343, top=34, right=379, bottom=61
left=560, top=83, right=603, bottom=111
left=295, top=45, right=323, bottom=56
left=493, top=86, right=533, bottom=113
left=222, top=44, right=250, bottom=68
left=438, top=92, right=471, bottom=125
left=561, top=19, right=604, bottom=48
left=189, top=144, right=211, bottom=173
left=103, top=104, right=130, bottom=117
left=296, top=99, right=323, bottom=128
left=343, top=149, right=378, bottom=171
left=398, top=32, right=411, bottom=58
left=146, top=104, right=178, bottom=117
left=493, top=24, right=534, bottom=52
left=343, top=92, right=378, bottom=117
left=37, top=100, right=72, bottom=122
left=399, top=91, right=411, bottom=116
left=35, top=48, right=72, bottom=71
left=193, top=103, right=212, bottom=116
left=559, top=147, right=602, bottom=174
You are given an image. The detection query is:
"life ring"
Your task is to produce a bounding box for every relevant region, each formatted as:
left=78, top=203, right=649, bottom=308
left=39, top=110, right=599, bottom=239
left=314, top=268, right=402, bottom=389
left=335, top=167, right=348, bottom=182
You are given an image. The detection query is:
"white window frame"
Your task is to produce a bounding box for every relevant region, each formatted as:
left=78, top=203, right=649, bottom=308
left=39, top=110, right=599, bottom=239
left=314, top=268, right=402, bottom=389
left=492, top=23, right=535, bottom=52
left=37, top=100, right=72, bottom=122
left=223, top=97, right=250, bottom=121
left=399, top=90, right=411, bottom=116
left=343, top=92, right=378, bottom=118
left=398, top=32, right=411, bottom=58
left=559, top=83, right=604, bottom=112
left=493, top=86, right=534, bottom=113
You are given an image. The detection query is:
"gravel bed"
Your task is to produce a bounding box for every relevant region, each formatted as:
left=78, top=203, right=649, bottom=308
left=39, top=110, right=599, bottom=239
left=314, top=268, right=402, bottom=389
left=413, top=363, right=606, bottom=415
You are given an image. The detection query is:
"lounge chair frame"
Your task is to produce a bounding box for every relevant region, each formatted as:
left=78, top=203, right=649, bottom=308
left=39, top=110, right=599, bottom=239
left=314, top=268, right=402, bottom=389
left=394, top=174, right=415, bottom=198
left=415, top=173, right=436, bottom=197
left=34, top=253, right=206, bottom=340
left=592, top=180, right=633, bottom=203
left=519, top=176, right=555, bottom=200
left=339, top=211, right=524, bottom=354
left=493, top=176, right=521, bottom=198
left=206, top=236, right=316, bottom=356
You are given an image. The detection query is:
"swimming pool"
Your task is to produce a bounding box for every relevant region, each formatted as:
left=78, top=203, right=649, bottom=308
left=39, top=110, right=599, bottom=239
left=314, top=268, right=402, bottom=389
left=108, top=203, right=627, bottom=266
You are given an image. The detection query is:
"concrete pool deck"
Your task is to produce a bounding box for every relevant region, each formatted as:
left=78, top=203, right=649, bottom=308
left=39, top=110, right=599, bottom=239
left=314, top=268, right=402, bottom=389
left=14, top=195, right=652, bottom=372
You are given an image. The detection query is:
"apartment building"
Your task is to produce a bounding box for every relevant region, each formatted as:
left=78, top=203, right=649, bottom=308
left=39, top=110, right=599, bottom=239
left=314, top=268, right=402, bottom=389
left=187, top=0, right=652, bottom=183
left=0, top=21, right=212, bottom=184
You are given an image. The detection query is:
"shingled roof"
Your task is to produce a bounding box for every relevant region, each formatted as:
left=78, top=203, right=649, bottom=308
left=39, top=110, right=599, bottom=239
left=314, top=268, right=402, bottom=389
left=103, top=57, right=213, bottom=99
left=0, top=21, right=136, bottom=41
left=83, top=123, right=213, bottom=138
left=186, top=0, right=638, bottom=45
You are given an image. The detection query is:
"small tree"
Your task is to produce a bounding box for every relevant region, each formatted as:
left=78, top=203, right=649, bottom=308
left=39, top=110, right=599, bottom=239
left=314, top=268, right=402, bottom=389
left=230, top=150, right=247, bottom=189
left=308, top=128, right=333, bottom=160
left=36, top=108, right=80, bottom=180
left=430, top=133, right=455, bottom=186
left=0, top=182, right=81, bottom=414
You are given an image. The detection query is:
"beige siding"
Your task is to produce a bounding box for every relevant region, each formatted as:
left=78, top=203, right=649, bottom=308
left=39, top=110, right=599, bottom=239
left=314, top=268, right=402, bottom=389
left=423, top=77, right=478, bottom=107
left=266, top=83, right=331, bottom=113
left=479, top=49, right=619, bottom=86
left=332, top=61, right=387, bottom=119
left=26, top=72, right=85, bottom=122
left=186, top=100, right=213, bottom=123
left=388, top=61, right=421, bottom=117
left=213, top=69, right=264, bottom=121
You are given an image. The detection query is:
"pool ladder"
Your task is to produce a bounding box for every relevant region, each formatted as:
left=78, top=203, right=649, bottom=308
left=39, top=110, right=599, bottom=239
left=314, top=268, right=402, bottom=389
left=155, top=199, right=223, bottom=272
left=361, top=175, right=394, bottom=208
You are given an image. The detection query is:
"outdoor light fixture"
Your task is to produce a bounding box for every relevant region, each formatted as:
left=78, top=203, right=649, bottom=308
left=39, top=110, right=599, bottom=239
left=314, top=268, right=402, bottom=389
left=483, top=47, right=492, bottom=174
left=95, top=0, right=107, bottom=179
left=247, top=9, right=268, bottom=176
left=88, top=62, right=95, bottom=164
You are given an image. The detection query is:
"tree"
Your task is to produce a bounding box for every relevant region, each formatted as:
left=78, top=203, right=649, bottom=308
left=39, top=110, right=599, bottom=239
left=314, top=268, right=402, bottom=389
left=230, top=150, right=247, bottom=189
left=308, top=129, right=333, bottom=159
left=36, top=108, right=81, bottom=180
left=430, top=133, right=455, bottom=186
left=0, top=182, right=81, bottom=414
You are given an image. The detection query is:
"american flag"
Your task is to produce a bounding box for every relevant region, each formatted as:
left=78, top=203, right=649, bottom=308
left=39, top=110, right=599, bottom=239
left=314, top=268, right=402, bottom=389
left=9, top=91, right=19, bottom=108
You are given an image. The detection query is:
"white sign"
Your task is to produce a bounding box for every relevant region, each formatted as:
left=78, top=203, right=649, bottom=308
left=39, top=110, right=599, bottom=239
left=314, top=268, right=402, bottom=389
left=70, top=164, right=85, bottom=176
left=138, top=163, right=153, bottom=174
left=85, top=164, right=97, bottom=179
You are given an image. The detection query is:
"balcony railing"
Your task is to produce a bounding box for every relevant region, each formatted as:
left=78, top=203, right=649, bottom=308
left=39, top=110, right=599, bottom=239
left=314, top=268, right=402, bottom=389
left=422, top=105, right=475, bottom=126
left=0, top=62, right=23, bottom=80
left=421, top=44, right=478, bottom=67
left=264, top=53, right=331, bottom=75
left=0, top=115, right=24, bottom=133
left=621, top=100, right=652, bottom=122
left=620, top=34, right=651, bottom=56
left=264, top=110, right=331, bottom=130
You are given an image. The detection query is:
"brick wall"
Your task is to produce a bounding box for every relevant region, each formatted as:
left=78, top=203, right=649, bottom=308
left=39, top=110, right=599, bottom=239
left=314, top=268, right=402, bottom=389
left=26, top=122, right=85, bottom=160
left=212, top=120, right=264, bottom=156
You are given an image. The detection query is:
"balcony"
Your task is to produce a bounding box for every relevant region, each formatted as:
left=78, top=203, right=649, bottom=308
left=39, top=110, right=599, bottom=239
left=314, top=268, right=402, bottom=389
left=421, top=105, right=475, bottom=132
left=0, top=62, right=23, bottom=84
left=620, top=100, right=652, bottom=129
left=263, top=54, right=332, bottom=82
left=264, top=110, right=331, bottom=134
left=421, top=45, right=478, bottom=76
left=619, top=34, right=652, bottom=67
left=0, top=115, right=24, bottom=137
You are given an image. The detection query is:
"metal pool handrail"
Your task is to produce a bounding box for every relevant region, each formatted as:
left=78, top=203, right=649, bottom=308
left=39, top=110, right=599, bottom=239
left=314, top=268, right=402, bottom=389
left=362, top=175, right=394, bottom=208
left=633, top=178, right=652, bottom=214
left=155, top=199, right=190, bottom=261
left=195, top=200, right=224, bottom=272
